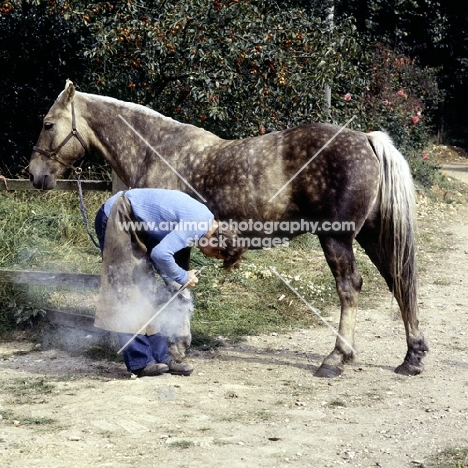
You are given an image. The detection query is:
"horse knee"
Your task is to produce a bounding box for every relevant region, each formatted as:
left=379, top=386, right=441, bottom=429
left=354, top=272, right=363, bottom=292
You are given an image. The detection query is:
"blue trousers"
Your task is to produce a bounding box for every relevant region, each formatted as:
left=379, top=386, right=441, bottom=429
left=118, top=333, right=170, bottom=372
left=95, top=205, right=170, bottom=372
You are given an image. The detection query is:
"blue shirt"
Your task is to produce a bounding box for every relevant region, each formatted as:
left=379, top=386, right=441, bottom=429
left=104, top=189, right=214, bottom=284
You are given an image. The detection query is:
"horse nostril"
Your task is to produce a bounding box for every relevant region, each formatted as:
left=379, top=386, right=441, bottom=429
left=29, top=173, right=34, bottom=183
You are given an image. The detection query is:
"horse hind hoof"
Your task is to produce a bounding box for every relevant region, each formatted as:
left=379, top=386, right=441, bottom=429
left=394, top=361, right=424, bottom=376
left=314, top=363, right=343, bottom=378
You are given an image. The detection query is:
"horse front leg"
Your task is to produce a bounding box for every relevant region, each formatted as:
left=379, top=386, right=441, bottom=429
left=314, top=236, right=362, bottom=378
left=166, top=247, right=193, bottom=362
left=167, top=313, right=192, bottom=363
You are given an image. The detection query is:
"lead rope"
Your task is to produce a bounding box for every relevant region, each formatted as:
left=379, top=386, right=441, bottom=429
left=76, top=169, right=101, bottom=249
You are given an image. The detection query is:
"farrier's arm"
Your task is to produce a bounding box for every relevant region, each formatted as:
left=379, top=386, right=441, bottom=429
left=149, top=226, right=205, bottom=285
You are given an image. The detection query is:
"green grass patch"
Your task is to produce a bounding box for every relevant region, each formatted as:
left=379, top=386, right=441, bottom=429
left=190, top=234, right=336, bottom=344
left=0, top=189, right=107, bottom=333
left=190, top=234, right=386, bottom=344
left=21, top=416, right=57, bottom=425
left=328, top=399, right=347, bottom=408
left=169, top=440, right=194, bottom=449
left=0, top=377, right=56, bottom=405
left=0, top=409, right=56, bottom=427
left=427, top=447, right=468, bottom=468
left=0, top=189, right=107, bottom=272
left=197, top=427, right=211, bottom=432
left=365, top=390, right=383, bottom=401
left=255, top=409, right=273, bottom=421
left=218, top=414, right=239, bottom=423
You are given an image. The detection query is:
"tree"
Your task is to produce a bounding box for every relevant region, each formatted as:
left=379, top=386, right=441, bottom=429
left=0, top=0, right=86, bottom=176
left=0, top=0, right=452, bottom=177
left=76, top=0, right=361, bottom=137
left=334, top=0, right=468, bottom=147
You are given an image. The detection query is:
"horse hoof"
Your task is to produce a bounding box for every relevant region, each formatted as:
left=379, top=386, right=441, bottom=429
left=314, top=363, right=343, bottom=378
left=394, top=361, right=423, bottom=376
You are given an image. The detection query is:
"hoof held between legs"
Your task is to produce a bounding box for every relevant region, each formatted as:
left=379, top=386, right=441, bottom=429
left=314, top=363, right=343, bottom=378
left=168, top=342, right=187, bottom=363
left=394, top=361, right=424, bottom=376
left=167, top=334, right=191, bottom=363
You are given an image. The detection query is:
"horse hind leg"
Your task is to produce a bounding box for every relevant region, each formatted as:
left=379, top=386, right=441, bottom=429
left=314, top=236, right=363, bottom=378
left=356, top=225, right=428, bottom=376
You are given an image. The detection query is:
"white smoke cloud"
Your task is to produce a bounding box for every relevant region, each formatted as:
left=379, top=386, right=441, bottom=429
left=155, top=281, right=194, bottom=343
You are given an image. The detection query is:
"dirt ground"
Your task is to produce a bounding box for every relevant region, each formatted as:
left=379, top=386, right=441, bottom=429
left=1, top=162, right=468, bottom=468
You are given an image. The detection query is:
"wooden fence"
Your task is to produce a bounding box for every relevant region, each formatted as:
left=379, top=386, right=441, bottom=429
left=0, top=176, right=118, bottom=330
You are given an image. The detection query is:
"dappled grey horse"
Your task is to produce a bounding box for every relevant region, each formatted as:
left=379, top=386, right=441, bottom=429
left=29, top=80, right=428, bottom=377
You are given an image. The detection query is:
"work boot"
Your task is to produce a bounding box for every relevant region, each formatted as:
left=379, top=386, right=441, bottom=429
left=165, top=359, right=194, bottom=376
left=133, top=362, right=169, bottom=377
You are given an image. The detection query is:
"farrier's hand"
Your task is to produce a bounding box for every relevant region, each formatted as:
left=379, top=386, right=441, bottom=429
left=184, top=269, right=199, bottom=289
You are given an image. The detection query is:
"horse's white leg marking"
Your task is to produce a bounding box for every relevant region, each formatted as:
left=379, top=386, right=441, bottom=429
left=314, top=236, right=362, bottom=378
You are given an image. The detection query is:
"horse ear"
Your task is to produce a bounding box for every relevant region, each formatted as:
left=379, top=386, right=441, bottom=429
left=60, top=79, right=75, bottom=104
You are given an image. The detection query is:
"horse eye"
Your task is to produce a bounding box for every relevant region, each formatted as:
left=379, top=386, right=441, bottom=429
left=44, top=122, right=54, bottom=130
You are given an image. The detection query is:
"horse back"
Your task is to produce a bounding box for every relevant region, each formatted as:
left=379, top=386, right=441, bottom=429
left=202, top=123, right=380, bottom=227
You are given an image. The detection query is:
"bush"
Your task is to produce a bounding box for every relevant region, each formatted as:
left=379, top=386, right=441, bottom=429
left=407, top=154, right=441, bottom=190
left=2, top=1, right=441, bottom=178
left=331, top=44, right=442, bottom=154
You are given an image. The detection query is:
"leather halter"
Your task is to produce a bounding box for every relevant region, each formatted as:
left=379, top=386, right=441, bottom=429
left=33, top=101, right=88, bottom=174
left=33, top=101, right=100, bottom=248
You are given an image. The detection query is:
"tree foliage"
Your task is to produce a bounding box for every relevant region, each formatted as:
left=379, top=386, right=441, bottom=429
left=0, top=0, right=462, bottom=177
left=75, top=0, right=363, bottom=138
left=335, top=0, right=468, bottom=146
left=0, top=0, right=86, bottom=175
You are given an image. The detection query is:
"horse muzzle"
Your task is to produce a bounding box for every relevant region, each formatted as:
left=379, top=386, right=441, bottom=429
left=29, top=170, right=56, bottom=190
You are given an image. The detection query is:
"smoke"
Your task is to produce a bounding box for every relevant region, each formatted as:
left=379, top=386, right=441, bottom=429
left=97, top=264, right=195, bottom=363
left=42, top=324, right=116, bottom=355
left=97, top=253, right=195, bottom=344
left=154, top=281, right=194, bottom=343
left=43, top=275, right=194, bottom=358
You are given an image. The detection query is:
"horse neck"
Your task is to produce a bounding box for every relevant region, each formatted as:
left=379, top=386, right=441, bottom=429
left=78, top=92, right=221, bottom=187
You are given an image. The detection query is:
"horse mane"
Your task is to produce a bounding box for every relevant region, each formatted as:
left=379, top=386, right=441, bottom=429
left=75, top=90, right=196, bottom=130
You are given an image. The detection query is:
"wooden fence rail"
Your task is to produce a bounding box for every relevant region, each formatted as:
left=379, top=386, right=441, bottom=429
left=0, top=178, right=112, bottom=192
left=0, top=269, right=100, bottom=289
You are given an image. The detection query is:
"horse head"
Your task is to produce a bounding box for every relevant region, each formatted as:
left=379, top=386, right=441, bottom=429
left=29, top=80, right=88, bottom=190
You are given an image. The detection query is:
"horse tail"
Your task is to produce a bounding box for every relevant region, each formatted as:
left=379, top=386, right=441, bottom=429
left=366, top=131, right=418, bottom=320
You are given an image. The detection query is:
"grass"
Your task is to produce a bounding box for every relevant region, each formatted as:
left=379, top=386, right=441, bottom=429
left=0, top=189, right=106, bottom=272
left=427, top=447, right=468, bottom=468
left=189, top=233, right=386, bottom=345
left=328, top=399, right=347, bottom=408
left=168, top=440, right=194, bottom=449
left=254, top=409, right=273, bottom=421
left=197, top=426, right=211, bottom=432
left=1, top=189, right=340, bottom=341
left=365, top=389, right=383, bottom=401
left=0, top=408, right=56, bottom=427
left=0, top=377, right=56, bottom=405
left=0, top=186, right=400, bottom=345
left=0, top=188, right=107, bottom=334
left=20, top=416, right=57, bottom=425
